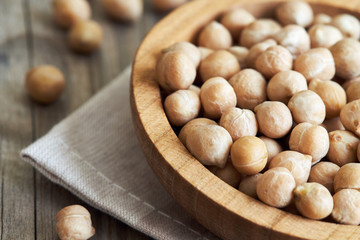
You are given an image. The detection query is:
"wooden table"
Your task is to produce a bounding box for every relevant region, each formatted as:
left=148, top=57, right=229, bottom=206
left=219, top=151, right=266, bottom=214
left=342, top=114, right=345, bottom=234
left=0, top=0, right=165, bottom=239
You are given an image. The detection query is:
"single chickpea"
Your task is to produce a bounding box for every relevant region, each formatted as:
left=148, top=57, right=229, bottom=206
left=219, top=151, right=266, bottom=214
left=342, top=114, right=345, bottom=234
left=199, top=50, right=241, bottom=82
left=331, top=14, right=360, bottom=39
left=164, top=90, right=200, bottom=127
left=219, top=107, right=257, bottom=141
left=288, top=90, right=326, bottom=125
left=102, top=0, right=143, bottom=22
left=212, top=159, right=242, bottom=188
left=255, top=101, right=293, bottom=139
left=313, top=13, right=332, bottom=25
left=333, top=163, right=360, bottom=193
left=228, top=46, right=249, bottom=69
left=294, top=48, right=335, bottom=82
left=321, top=117, right=345, bottom=132
left=255, top=45, right=293, bottom=79
left=274, top=24, right=310, bottom=58
left=25, top=65, right=66, bottom=104
left=294, top=182, right=333, bottom=220
left=231, top=136, right=267, bottom=175
left=276, top=1, right=313, bottom=27
left=342, top=76, right=360, bottom=91
left=256, top=167, right=296, bottom=208
left=308, top=24, right=343, bottom=48
left=228, top=69, right=267, bottom=111
left=240, top=19, right=282, bottom=48
left=289, top=122, right=330, bottom=164
left=308, top=161, right=340, bottom=194
left=156, top=51, right=196, bottom=92
left=340, top=100, right=360, bottom=137
left=308, top=78, right=347, bottom=119
left=220, top=8, right=255, bottom=39
left=69, top=20, right=103, bottom=54
left=327, top=130, right=360, bottom=167
left=198, top=47, right=214, bottom=61
left=198, top=21, right=232, bottom=50
left=186, top=124, right=232, bottom=168
left=267, top=70, right=308, bottom=104
left=330, top=38, right=360, bottom=80
left=238, top=173, right=262, bottom=199
left=188, top=85, right=200, bottom=95
left=56, top=205, right=95, bottom=240
left=332, top=189, right=360, bottom=225
left=245, top=39, right=277, bottom=69
left=200, top=77, right=237, bottom=119
left=178, top=118, right=217, bottom=145
left=259, top=136, right=283, bottom=164
left=151, top=0, right=187, bottom=11
left=346, top=81, right=360, bottom=102
left=53, top=0, right=91, bottom=29
left=162, top=42, right=201, bottom=68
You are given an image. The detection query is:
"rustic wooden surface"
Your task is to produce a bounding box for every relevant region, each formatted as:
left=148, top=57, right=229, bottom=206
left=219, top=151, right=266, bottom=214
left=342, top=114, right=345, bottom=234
left=0, top=0, right=165, bottom=239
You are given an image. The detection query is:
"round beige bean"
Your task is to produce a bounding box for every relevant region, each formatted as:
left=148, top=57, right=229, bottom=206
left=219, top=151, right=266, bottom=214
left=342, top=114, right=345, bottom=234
left=340, top=99, right=360, bottom=137
left=275, top=24, right=310, bottom=58
left=69, top=20, right=103, bottom=54
left=151, top=0, right=187, bottom=11
left=179, top=118, right=217, bottom=145
left=276, top=1, right=313, bottom=27
left=332, top=189, right=360, bottom=225
left=342, top=76, right=360, bottom=91
left=162, top=42, right=201, bottom=68
left=53, top=0, right=91, bottom=28
left=309, top=161, right=340, bottom=194
left=220, top=8, right=255, bottom=39
left=245, top=39, right=277, bottom=69
left=333, top=163, right=360, bottom=193
left=327, top=130, right=360, bottom=166
left=308, top=24, right=343, bottom=48
left=102, top=0, right=143, bottom=22
left=259, top=136, right=283, bottom=164
left=198, top=47, right=214, bottom=61
left=212, top=159, right=242, bottom=188
left=313, top=13, right=332, bottom=25
left=198, top=21, right=232, bottom=50
left=331, top=14, right=360, bottom=39
left=228, top=46, right=249, bottom=69
left=346, top=81, right=360, bottom=102
left=238, top=173, right=262, bottom=199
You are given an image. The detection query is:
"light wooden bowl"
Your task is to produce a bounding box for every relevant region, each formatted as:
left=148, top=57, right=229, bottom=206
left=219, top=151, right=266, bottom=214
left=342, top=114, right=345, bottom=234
left=131, top=0, right=360, bottom=239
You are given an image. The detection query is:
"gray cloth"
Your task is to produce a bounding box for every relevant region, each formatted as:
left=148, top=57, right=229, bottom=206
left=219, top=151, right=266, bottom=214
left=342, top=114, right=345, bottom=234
left=20, top=66, right=218, bottom=240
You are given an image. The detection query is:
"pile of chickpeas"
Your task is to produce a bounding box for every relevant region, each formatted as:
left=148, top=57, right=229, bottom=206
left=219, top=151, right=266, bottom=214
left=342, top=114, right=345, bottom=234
left=156, top=1, right=360, bottom=225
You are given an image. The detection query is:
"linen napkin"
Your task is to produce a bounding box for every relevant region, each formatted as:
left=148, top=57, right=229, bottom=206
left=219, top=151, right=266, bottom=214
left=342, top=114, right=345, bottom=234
left=20, top=66, right=218, bottom=240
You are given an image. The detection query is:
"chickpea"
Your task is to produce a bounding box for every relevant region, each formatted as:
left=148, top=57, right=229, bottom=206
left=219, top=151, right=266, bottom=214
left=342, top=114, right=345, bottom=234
left=228, top=46, right=249, bottom=69
left=219, top=107, right=257, bottom=141
left=212, top=159, right=242, bottom=188
left=245, top=39, right=277, bottom=69
left=56, top=205, right=95, bottom=240
left=313, top=13, right=332, bottom=25
left=238, top=173, right=262, bottom=199
left=256, top=167, right=296, bottom=208
left=327, top=130, right=360, bottom=166
left=102, top=0, right=143, bottom=22
left=321, top=117, right=345, bottom=132
left=164, top=90, right=200, bottom=127
left=259, top=136, right=282, bottom=163
left=288, top=90, right=326, bottom=125
left=331, top=14, right=360, bottom=39
left=220, top=8, right=255, bottom=39
left=188, top=85, right=200, bottom=95
left=294, top=182, right=333, bottom=220
left=254, top=101, right=293, bottom=139
left=162, top=42, right=201, bottom=68
left=69, top=20, right=103, bottom=54
left=231, top=136, right=267, bottom=175
left=267, top=70, right=308, bottom=104
left=179, top=118, right=217, bottom=145
left=309, top=161, right=340, bottom=194
left=198, top=47, right=214, bottom=61
left=308, top=24, right=343, bottom=48
left=346, top=81, right=360, bottom=102
left=333, top=163, right=360, bottom=193
left=255, top=45, right=293, bottom=79
left=330, top=38, right=360, bottom=80
left=200, top=77, right=237, bottom=119
left=199, top=50, right=241, bottom=82
left=294, top=48, right=335, bottom=82
left=332, top=189, right=360, bottom=225
left=25, top=65, right=65, bottom=104
left=240, top=19, right=282, bottom=48
left=340, top=100, right=360, bottom=137
left=228, top=69, right=267, bottom=111
left=186, top=124, right=232, bottom=168
left=289, top=122, right=330, bottom=164
left=342, top=76, right=360, bottom=91
left=198, top=21, right=232, bottom=50
left=274, top=24, right=310, bottom=58
left=276, top=1, right=313, bottom=27
left=156, top=51, right=196, bottom=92
left=151, top=0, right=187, bottom=11
left=53, top=0, right=91, bottom=29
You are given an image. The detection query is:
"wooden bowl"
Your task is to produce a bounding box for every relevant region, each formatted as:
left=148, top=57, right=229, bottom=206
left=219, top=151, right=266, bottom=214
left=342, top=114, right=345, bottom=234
left=131, top=0, right=360, bottom=239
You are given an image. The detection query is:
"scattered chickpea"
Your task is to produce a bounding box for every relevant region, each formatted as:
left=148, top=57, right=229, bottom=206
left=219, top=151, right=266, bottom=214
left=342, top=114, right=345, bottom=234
left=228, top=69, right=267, bottom=111
left=267, top=70, right=308, bottom=104
left=212, top=159, right=242, bottom=188
left=333, top=163, right=360, bottom=193
left=331, top=14, right=360, bottom=39
left=200, top=77, right=237, bottom=119
left=198, top=21, right=232, bottom=50
left=276, top=1, right=313, bottom=27
left=102, top=0, right=143, bottom=22
left=69, top=20, right=103, bottom=54
left=227, top=46, right=249, bottom=69
left=327, top=130, right=360, bottom=166
left=313, top=13, right=332, bottom=25
left=294, top=48, right=335, bottom=82
left=308, top=24, right=343, bottom=48
left=151, top=0, right=187, bottom=11
left=340, top=99, right=360, bottom=137
left=255, top=101, right=293, bottom=139
left=238, top=173, right=262, bottom=199
left=308, top=78, right=346, bottom=119
left=294, top=182, right=333, bottom=220
left=346, top=80, right=360, bottom=102
left=256, top=167, right=296, bottom=208
left=198, top=47, right=214, bottom=61
left=162, top=42, right=201, bottom=68
left=332, top=189, right=360, bottom=225
left=220, top=8, right=255, bottom=39
left=289, top=122, right=330, bottom=164
left=199, top=50, right=240, bottom=82
left=255, top=45, right=293, bottom=79
left=308, top=161, right=340, bottom=194
left=179, top=118, right=217, bottom=145
left=259, top=136, right=282, bottom=164
left=53, top=0, right=91, bottom=29
left=25, top=65, right=65, bottom=104
left=245, top=39, right=277, bottom=69
left=321, top=117, right=345, bottom=132
left=56, top=205, right=95, bottom=240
